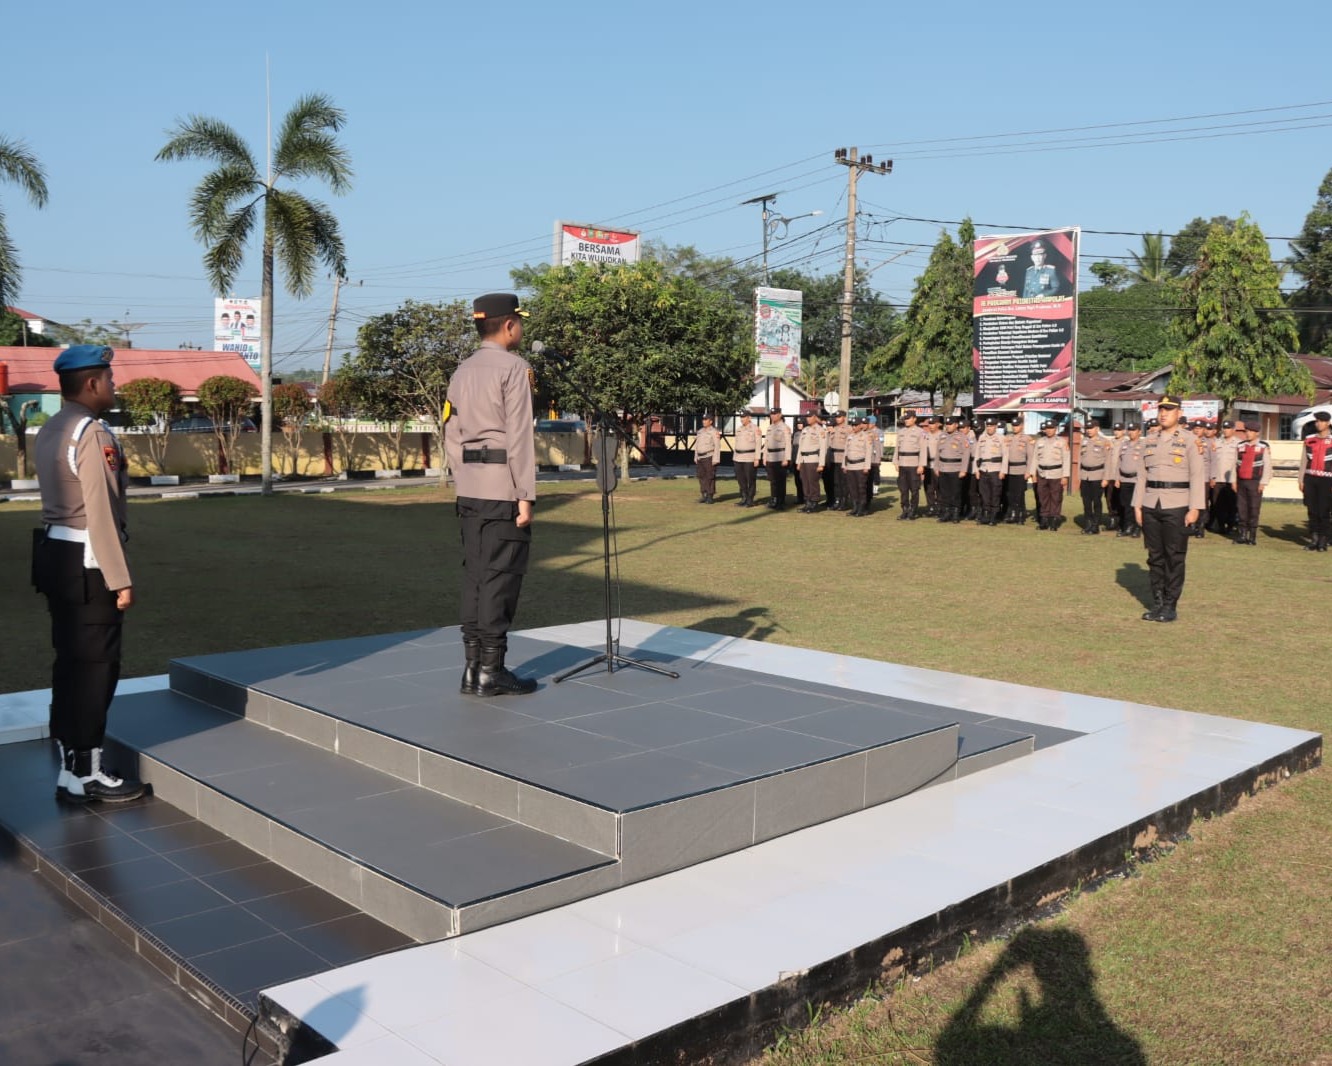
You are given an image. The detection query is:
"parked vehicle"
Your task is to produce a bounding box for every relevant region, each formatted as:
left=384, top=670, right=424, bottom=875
left=170, top=415, right=258, bottom=433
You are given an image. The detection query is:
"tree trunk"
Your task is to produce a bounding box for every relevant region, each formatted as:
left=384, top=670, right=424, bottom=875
left=260, top=232, right=275, bottom=494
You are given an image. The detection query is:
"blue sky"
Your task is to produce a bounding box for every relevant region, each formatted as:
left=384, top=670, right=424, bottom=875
left=5, top=0, right=1331, bottom=370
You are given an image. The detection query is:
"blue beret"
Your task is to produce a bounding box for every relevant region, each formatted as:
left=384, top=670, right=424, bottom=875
left=53, top=345, right=114, bottom=373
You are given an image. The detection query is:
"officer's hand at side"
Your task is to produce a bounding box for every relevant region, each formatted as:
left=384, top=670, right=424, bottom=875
left=1185, top=509, right=1199, bottom=526
left=1134, top=507, right=1143, bottom=526
left=516, top=500, right=534, bottom=528
left=115, top=588, right=135, bottom=611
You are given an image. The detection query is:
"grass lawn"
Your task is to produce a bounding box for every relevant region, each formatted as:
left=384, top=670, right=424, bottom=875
left=2, top=478, right=1328, bottom=1065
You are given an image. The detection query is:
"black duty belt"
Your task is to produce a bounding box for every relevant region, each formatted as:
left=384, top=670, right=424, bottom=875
left=1146, top=479, right=1190, bottom=489
left=979, top=459, right=1001, bottom=466
left=735, top=449, right=755, bottom=455
left=463, top=447, right=507, bottom=464
left=1119, top=474, right=1137, bottom=481
left=1081, top=464, right=1104, bottom=472
left=1038, top=464, right=1063, bottom=471
left=831, top=448, right=845, bottom=453
left=1007, top=464, right=1027, bottom=471
left=898, top=452, right=919, bottom=457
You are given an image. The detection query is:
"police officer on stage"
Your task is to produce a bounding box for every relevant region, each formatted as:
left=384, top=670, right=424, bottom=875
left=31, top=345, right=144, bottom=802
left=693, top=413, right=721, bottom=504
left=1133, top=395, right=1206, bottom=622
left=445, top=293, right=539, bottom=696
left=732, top=410, right=760, bottom=507
left=761, top=407, right=791, bottom=509
left=894, top=410, right=927, bottom=520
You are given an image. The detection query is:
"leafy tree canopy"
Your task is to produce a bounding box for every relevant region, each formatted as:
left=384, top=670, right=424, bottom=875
left=1077, top=284, right=1177, bottom=372
left=1289, top=165, right=1332, bottom=354
left=522, top=259, right=754, bottom=423
left=0, top=308, right=56, bottom=346
left=346, top=299, right=473, bottom=424
left=1169, top=213, right=1313, bottom=411
left=1165, top=215, right=1236, bottom=278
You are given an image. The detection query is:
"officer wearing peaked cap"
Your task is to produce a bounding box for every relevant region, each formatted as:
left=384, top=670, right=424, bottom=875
left=32, top=345, right=145, bottom=804
left=761, top=408, right=791, bottom=509
left=446, top=293, right=539, bottom=695
left=1133, top=395, right=1206, bottom=621
left=732, top=410, right=760, bottom=507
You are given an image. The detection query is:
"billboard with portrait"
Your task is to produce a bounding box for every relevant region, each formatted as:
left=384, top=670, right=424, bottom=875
left=754, top=287, right=802, bottom=379
left=214, top=297, right=262, bottom=371
left=972, top=228, right=1079, bottom=412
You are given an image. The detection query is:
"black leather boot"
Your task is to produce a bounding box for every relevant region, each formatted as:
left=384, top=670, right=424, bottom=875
left=476, top=645, right=537, bottom=697
left=60, top=748, right=145, bottom=804
left=460, top=640, right=481, bottom=695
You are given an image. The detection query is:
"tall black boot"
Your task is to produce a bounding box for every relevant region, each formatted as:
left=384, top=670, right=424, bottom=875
left=476, top=644, right=538, bottom=697
left=60, top=748, right=145, bottom=804
left=460, top=640, right=481, bottom=695
left=1141, top=591, right=1164, bottom=622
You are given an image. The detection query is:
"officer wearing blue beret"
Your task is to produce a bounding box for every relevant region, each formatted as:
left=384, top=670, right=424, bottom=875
left=32, top=345, right=144, bottom=802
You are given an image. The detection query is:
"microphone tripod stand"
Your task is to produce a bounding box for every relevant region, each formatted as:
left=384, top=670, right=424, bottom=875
left=530, top=347, right=678, bottom=684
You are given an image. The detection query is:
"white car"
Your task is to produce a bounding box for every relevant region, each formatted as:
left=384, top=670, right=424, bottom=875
left=1292, top=406, right=1329, bottom=440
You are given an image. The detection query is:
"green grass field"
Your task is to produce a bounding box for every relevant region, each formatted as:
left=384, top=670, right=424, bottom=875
left=2, top=478, right=1328, bottom=1065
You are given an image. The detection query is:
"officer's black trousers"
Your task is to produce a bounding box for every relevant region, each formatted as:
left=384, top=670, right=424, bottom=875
left=1236, top=480, right=1264, bottom=532
left=1305, top=477, right=1332, bottom=538
left=978, top=472, right=1002, bottom=514
left=833, top=465, right=847, bottom=505
left=799, top=463, right=821, bottom=506
left=897, top=467, right=921, bottom=512
left=1035, top=477, right=1063, bottom=519
left=695, top=457, right=716, bottom=499
left=457, top=498, right=530, bottom=646
left=822, top=460, right=836, bottom=503
left=1141, top=503, right=1189, bottom=606
left=1118, top=481, right=1137, bottom=524
left=938, top=471, right=961, bottom=514
left=847, top=469, right=868, bottom=511
left=734, top=460, right=756, bottom=502
left=1004, top=474, right=1027, bottom=516
left=35, top=539, right=122, bottom=751
left=1080, top=480, right=1104, bottom=519
left=765, top=462, right=788, bottom=508
left=1214, top=483, right=1237, bottom=530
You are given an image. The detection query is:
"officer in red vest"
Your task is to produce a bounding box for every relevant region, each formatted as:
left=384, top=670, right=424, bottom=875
left=1299, top=409, right=1332, bottom=552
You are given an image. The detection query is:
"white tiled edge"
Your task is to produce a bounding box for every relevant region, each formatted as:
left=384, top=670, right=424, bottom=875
left=252, top=621, right=1317, bottom=1066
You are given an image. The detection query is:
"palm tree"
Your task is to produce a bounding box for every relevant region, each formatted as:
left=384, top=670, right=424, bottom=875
left=0, top=137, right=50, bottom=310
left=1128, top=231, right=1168, bottom=285
left=157, top=94, right=351, bottom=493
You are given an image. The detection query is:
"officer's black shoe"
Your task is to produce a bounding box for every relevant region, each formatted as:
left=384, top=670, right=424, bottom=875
left=1155, top=604, right=1178, bottom=623
left=1303, top=539, right=1320, bottom=551
left=476, top=646, right=537, bottom=697
left=897, top=509, right=910, bottom=520
left=766, top=499, right=777, bottom=509
left=460, top=640, right=481, bottom=695
left=60, top=748, right=146, bottom=804
left=1140, top=606, right=1161, bottom=621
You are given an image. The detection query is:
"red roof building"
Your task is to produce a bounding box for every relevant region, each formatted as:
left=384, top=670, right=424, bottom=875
left=0, top=346, right=261, bottom=403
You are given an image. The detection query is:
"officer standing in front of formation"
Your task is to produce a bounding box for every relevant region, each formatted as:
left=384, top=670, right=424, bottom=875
left=824, top=410, right=849, bottom=511
left=1299, top=408, right=1332, bottom=552
left=1002, top=413, right=1033, bottom=523
left=693, top=413, right=721, bottom=504
left=1077, top=419, right=1113, bottom=535
left=934, top=414, right=971, bottom=523
left=894, top=410, right=928, bottom=520
left=732, top=410, right=759, bottom=507
left=796, top=411, right=827, bottom=512
left=445, top=293, right=539, bottom=696
left=843, top=417, right=873, bottom=516
left=1133, top=395, right=1206, bottom=622
left=1030, top=420, right=1070, bottom=530
left=971, top=417, right=1005, bottom=525
left=1233, top=419, right=1272, bottom=545
left=1111, top=422, right=1144, bottom=538
left=762, top=408, right=791, bottom=510
left=31, top=345, right=144, bottom=802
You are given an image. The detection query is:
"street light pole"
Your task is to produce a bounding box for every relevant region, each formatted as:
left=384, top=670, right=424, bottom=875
left=833, top=148, right=892, bottom=414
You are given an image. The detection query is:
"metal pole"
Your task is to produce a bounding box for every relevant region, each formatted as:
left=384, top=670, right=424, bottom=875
left=838, top=149, right=859, bottom=414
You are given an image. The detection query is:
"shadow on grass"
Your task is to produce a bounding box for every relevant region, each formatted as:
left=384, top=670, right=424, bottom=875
left=1262, top=521, right=1311, bottom=546
left=934, top=926, right=1146, bottom=1066
left=1114, top=562, right=1153, bottom=610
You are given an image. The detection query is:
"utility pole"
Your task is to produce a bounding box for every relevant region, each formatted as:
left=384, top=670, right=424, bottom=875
left=833, top=147, right=891, bottom=413
left=321, top=274, right=360, bottom=383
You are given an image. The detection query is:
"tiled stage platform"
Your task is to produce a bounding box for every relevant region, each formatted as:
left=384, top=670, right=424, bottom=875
left=0, top=621, right=1319, bottom=1064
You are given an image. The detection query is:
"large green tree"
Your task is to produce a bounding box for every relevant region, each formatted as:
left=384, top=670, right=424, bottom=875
left=521, top=259, right=753, bottom=452
left=1076, top=284, right=1176, bottom=372
left=1289, top=165, right=1332, bottom=354
left=1165, top=215, right=1236, bottom=277
left=1169, top=214, right=1313, bottom=412
left=117, top=376, right=184, bottom=475
left=870, top=220, right=974, bottom=413
left=347, top=300, right=473, bottom=467
left=156, top=93, right=352, bottom=493
left=0, top=308, right=55, bottom=346
left=0, top=136, right=49, bottom=311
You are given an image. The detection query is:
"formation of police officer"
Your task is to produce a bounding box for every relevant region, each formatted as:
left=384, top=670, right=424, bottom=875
left=1031, top=420, right=1071, bottom=530
left=31, top=345, right=145, bottom=803
left=1234, top=418, right=1272, bottom=545
left=1111, top=422, right=1144, bottom=538
left=843, top=416, right=874, bottom=516
left=762, top=407, right=791, bottom=509
left=971, top=417, right=1005, bottom=524
left=894, top=410, right=927, bottom=519
left=1076, top=419, right=1113, bottom=534
left=1299, top=408, right=1332, bottom=551
left=693, top=413, right=721, bottom=504
left=732, top=411, right=760, bottom=507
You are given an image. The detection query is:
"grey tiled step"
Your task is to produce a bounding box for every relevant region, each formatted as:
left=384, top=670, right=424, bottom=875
left=105, top=689, right=617, bottom=941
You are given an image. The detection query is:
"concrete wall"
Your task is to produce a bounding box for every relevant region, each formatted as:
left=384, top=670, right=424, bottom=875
left=2, top=429, right=589, bottom=482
